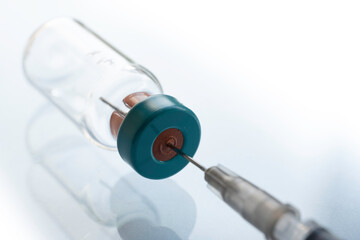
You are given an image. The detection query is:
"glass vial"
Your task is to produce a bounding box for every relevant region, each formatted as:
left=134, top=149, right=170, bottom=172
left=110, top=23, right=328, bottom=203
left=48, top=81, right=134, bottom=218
left=23, top=18, right=163, bottom=150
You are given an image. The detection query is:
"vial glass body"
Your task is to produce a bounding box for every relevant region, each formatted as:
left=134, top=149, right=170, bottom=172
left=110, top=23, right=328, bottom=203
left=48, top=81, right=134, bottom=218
left=23, top=18, right=163, bottom=150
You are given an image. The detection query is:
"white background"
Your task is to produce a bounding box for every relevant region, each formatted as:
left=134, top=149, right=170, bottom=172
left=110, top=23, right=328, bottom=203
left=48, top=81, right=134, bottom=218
left=1, top=0, right=360, bottom=239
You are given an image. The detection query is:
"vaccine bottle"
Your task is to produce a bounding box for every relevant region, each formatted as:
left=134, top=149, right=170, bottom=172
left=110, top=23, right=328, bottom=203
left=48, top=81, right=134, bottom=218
left=23, top=18, right=201, bottom=179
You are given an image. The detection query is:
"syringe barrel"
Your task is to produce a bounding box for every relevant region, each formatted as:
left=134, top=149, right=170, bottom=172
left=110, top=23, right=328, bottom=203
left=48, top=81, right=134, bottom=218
left=205, top=165, right=297, bottom=239
left=273, top=214, right=340, bottom=240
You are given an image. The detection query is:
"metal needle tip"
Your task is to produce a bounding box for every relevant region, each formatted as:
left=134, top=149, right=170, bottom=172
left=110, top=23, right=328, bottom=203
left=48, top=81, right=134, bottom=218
left=99, top=97, right=126, bottom=117
left=167, top=144, right=207, bottom=172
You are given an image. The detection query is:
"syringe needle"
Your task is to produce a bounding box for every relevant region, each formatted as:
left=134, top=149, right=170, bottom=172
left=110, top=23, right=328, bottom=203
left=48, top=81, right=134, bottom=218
left=167, top=144, right=207, bottom=172
left=99, top=97, right=126, bottom=117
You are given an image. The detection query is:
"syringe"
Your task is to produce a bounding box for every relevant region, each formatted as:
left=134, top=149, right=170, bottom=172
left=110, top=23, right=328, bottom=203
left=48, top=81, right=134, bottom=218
left=170, top=146, right=339, bottom=240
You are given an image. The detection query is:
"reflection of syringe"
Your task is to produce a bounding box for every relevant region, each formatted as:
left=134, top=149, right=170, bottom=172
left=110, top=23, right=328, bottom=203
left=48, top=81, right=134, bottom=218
left=169, top=145, right=339, bottom=240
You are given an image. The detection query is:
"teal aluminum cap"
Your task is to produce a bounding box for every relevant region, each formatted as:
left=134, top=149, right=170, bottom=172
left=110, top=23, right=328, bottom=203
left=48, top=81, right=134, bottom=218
left=117, top=94, right=201, bottom=179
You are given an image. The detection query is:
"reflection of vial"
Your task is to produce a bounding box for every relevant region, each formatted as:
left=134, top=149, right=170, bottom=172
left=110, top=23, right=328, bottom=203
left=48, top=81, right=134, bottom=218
left=23, top=18, right=201, bottom=179
left=27, top=105, right=196, bottom=240
left=23, top=18, right=162, bottom=150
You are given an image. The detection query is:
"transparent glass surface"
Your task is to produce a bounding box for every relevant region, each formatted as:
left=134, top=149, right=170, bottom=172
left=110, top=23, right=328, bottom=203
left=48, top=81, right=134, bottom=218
left=23, top=18, right=163, bottom=150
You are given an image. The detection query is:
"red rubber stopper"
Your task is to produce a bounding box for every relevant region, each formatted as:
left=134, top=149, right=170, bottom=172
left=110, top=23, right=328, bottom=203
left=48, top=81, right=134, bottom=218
left=152, top=128, right=184, bottom=161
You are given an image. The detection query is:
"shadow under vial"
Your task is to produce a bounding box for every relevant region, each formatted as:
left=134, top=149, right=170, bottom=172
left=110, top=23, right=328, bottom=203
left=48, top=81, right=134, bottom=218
left=26, top=104, right=197, bottom=240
